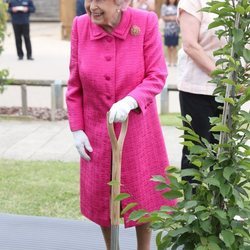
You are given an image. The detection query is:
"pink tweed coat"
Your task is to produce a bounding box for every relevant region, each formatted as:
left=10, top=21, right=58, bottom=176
left=66, top=7, right=176, bottom=228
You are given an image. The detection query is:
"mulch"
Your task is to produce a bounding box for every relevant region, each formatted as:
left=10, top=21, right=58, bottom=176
left=0, top=107, right=68, bottom=121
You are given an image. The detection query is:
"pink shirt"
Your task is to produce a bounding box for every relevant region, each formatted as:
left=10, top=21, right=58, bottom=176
left=177, top=0, right=225, bottom=95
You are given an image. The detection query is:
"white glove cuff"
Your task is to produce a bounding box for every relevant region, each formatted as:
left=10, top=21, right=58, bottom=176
left=124, top=96, right=138, bottom=110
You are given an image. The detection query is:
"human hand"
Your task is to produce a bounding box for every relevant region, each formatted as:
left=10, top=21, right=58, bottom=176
left=108, top=96, right=138, bottom=123
left=23, top=7, right=29, bottom=12
left=72, top=130, right=93, bottom=161
left=12, top=6, right=19, bottom=12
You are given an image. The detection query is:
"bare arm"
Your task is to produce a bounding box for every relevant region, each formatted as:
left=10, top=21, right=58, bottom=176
left=179, top=10, right=215, bottom=75
left=162, top=15, right=176, bottom=22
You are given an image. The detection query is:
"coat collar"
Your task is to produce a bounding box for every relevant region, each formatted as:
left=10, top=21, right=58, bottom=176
left=89, top=7, right=132, bottom=40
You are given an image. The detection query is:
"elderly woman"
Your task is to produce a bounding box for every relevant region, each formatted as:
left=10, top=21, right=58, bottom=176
left=66, top=0, right=176, bottom=248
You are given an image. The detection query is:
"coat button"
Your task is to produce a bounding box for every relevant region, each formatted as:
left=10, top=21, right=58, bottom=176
left=104, top=75, right=111, bottom=81
left=106, top=37, right=112, bottom=42
left=105, top=56, right=111, bottom=61
left=106, top=95, right=111, bottom=100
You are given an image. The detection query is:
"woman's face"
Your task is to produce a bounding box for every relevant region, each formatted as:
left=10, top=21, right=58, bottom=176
left=169, top=0, right=176, bottom=5
left=85, top=0, right=122, bottom=30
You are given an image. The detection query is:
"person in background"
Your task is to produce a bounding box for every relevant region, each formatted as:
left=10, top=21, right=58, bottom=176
left=66, top=0, right=176, bottom=248
left=177, top=0, right=225, bottom=183
left=161, top=0, right=179, bottom=67
left=8, top=0, right=35, bottom=60
left=134, top=0, right=154, bottom=11
left=76, top=0, right=86, bottom=16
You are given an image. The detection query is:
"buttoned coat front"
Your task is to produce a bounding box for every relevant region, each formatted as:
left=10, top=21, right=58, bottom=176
left=66, top=7, right=176, bottom=228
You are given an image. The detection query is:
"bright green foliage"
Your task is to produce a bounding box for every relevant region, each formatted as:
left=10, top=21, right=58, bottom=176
left=0, top=1, right=9, bottom=93
left=130, top=0, right=250, bottom=249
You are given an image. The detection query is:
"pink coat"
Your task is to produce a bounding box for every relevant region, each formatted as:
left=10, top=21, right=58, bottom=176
left=66, top=7, right=176, bottom=228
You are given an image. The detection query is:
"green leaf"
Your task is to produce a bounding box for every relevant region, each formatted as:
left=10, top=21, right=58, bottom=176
left=208, top=20, right=223, bottom=29
left=233, top=228, right=250, bottom=239
left=220, top=182, right=231, bottom=197
left=192, top=159, right=202, bottom=167
left=187, top=215, right=197, bottom=224
left=233, top=28, right=244, bottom=44
left=168, top=227, right=190, bottom=237
left=223, top=166, right=235, bottom=181
left=208, top=242, right=221, bottom=250
left=190, top=145, right=206, bottom=154
left=235, top=5, right=245, bottom=15
left=224, top=97, right=235, bottom=105
left=156, top=183, right=168, bottom=191
left=121, top=202, right=138, bottom=215
left=210, top=124, right=230, bottom=133
left=181, top=134, right=201, bottom=143
left=181, top=141, right=195, bottom=147
left=181, top=168, right=201, bottom=177
left=243, top=48, right=250, bottom=63
left=233, top=189, right=244, bottom=208
left=166, top=166, right=178, bottom=174
left=204, top=177, right=220, bottom=187
left=200, top=212, right=210, bottom=221
left=200, top=219, right=212, bottom=233
left=185, top=200, right=198, bottom=210
left=196, top=246, right=208, bottom=250
left=246, top=5, right=250, bottom=13
left=151, top=175, right=166, bottom=183
left=114, top=193, right=130, bottom=201
left=209, top=2, right=226, bottom=11
left=129, top=210, right=147, bottom=221
left=160, top=205, right=176, bottom=213
left=220, top=230, right=235, bottom=247
left=138, top=216, right=158, bottom=224
left=195, top=206, right=207, bottom=213
left=156, top=231, right=163, bottom=246
left=214, top=209, right=227, bottom=220
left=168, top=175, right=181, bottom=189
left=163, top=190, right=182, bottom=199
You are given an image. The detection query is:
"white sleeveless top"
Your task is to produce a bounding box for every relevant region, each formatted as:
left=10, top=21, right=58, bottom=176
left=177, top=0, right=226, bottom=95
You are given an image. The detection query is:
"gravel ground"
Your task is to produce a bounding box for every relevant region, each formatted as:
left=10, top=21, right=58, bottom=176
left=0, top=107, right=68, bottom=121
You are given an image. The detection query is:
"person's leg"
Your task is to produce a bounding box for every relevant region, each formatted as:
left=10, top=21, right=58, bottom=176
left=101, top=226, right=111, bottom=250
left=167, top=46, right=173, bottom=66
left=12, top=24, right=23, bottom=59
left=172, top=46, right=177, bottom=65
left=179, top=91, right=221, bottom=182
left=136, top=223, right=151, bottom=250
left=23, top=23, right=32, bottom=59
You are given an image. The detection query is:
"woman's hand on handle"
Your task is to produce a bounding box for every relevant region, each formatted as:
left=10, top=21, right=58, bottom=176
left=108, top=96, right=138, bottom=124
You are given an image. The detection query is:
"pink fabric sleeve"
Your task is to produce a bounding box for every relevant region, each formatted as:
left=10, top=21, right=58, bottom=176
left=128, top=11, right=167, bottom=115
left=66, top=17, right=85, bottom=131
left=177, top=0, right=202, bottom=22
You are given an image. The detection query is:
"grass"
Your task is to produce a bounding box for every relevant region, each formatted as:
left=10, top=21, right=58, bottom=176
left=0, top=113, right=181, bottom=220
left=0, top=159, right=82, bottom=220
left=159, top=113, right=182, bottom=127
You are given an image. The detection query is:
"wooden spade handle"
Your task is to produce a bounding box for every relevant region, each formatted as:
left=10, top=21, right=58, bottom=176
left=107, top=113, right=128, bottom=226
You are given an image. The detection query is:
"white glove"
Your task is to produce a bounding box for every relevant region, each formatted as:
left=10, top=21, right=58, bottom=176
left=72, top=130, right=93, bottom=161
left=109, top=96, right=138, bottom=123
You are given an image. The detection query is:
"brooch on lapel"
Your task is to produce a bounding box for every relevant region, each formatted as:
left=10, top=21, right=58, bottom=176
left=130, top=25, right=141, bottom=36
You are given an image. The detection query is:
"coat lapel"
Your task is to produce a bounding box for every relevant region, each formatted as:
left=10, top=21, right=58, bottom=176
left=89, top=7, right=132, bottom=41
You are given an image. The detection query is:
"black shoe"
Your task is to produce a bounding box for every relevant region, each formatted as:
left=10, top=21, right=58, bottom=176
left=27, top=57, right=34, bottom=60
left=18, top=57, right=23, bottom=60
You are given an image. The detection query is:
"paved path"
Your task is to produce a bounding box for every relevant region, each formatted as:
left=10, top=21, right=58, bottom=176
left=0, top=213, right=160, bottom=250
left=0, top=119, right=182, bottom=166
